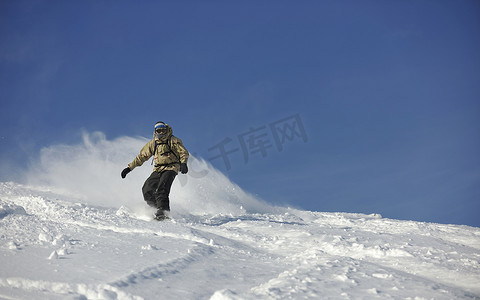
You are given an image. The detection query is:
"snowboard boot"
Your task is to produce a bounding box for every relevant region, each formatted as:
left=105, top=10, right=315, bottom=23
left=154, top=209, right=169, bottom=221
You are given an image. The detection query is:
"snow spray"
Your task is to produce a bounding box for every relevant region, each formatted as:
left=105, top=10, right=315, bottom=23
left=24, top=131, right=274, bottom=216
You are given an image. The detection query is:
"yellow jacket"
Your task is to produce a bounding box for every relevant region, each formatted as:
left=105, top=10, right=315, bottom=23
left=128, top=123, right=189, bottom=173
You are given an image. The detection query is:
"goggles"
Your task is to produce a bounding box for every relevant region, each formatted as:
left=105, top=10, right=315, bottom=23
left=155, top=123, right=167, bottom=132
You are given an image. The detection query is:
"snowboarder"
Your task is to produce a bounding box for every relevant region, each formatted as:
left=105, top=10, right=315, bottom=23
left=121, top=121, right=189, bottom=220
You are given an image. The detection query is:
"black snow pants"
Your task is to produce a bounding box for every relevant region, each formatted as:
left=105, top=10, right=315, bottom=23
left=142, top=170, right=177, bottom=211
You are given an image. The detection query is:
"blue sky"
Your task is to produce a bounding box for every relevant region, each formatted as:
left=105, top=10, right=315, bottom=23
left=1, top=0, right=479, bottom=227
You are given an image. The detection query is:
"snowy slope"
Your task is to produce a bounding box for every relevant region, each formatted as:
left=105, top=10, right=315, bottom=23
left=1, top=181, right=479, bottom=300
left=1, top=133, right=480, bottom=299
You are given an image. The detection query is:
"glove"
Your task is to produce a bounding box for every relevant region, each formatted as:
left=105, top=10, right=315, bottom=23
left=180, top=163, right=188, bottom=174
left=121, top=167, right=131, bottom=178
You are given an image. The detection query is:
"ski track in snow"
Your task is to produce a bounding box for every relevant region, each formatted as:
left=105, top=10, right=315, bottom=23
left=1, top=182, right=480, bottom=300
